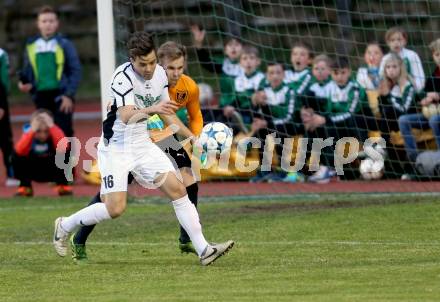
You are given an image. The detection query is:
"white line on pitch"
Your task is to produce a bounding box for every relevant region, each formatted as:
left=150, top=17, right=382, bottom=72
left=2, top=241, right=440, bottom=246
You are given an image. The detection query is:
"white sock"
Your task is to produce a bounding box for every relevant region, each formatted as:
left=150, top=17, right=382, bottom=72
left=60, top=203, right=111, bottom=233
left=172, top=195, right=209, bottom=256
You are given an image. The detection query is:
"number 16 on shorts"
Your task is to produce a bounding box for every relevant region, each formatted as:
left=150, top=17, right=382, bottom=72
left=102, top=175, right=114, bottom=189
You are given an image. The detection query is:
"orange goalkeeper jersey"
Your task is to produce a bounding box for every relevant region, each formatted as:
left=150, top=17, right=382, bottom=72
left=149, top=74, right=203, bottom=142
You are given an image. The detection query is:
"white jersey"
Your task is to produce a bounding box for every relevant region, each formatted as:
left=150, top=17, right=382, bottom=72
left=100, top=62, right=169, bottom=149
left=357, top=67, right=378, bottom=91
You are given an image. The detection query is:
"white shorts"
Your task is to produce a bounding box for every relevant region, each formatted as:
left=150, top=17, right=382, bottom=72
left=98, top=142, right=176, bottom=194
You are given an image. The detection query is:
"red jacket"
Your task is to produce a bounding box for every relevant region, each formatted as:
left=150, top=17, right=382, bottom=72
left=15, top=125, right=67, bottom=157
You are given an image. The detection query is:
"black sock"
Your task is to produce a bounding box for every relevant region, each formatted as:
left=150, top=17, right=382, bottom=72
left=73, top=192, right=102, bottom=245
left=186, top=183, right=198, bottom=207
left=179, top=183, right=199, bottom=244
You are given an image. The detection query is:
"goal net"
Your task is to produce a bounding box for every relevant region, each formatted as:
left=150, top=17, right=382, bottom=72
left=103, top=0, right=440, bottom=195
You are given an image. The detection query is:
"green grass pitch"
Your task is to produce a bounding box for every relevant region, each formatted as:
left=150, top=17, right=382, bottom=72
left=1, top=193, right=440, bottom=301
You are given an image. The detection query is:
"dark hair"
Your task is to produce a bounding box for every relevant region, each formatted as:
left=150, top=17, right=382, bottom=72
left=31, top=109, right=53, bottom=121
left=157, top=41, right=187, bottom=63
left=37, top=5, right=58, bottom=17
left=331, top=57, right=350, bottom=70
left=127, top=32, right=155, bottom=59
left=241, top=44, right=259, bottom=57
left=291, top=41, right=313, bottom=57
left=224, top=36, right=242, bottom=47
left=266, top=61, right=284, bottom=70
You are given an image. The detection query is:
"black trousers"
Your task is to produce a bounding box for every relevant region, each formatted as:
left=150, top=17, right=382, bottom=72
left=305, top=115, right=374, bottom=168
left=12, top=153, right=68, bottom=186
left=33, top=89, right=74, bottom=137
left=0, top=85, right=14, bottom=178
left=378, top=104, right=416, bottom=137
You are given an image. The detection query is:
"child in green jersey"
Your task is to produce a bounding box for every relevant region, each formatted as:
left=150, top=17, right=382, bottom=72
left=284, top=41, right=313, bottom=96
left=220, top=45, right=264, bottom=133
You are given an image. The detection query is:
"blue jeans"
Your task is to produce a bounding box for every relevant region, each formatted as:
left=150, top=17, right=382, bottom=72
left=398, top=113, right=440, bottom=161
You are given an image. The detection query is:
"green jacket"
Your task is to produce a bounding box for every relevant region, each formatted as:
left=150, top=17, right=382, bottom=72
left=284, top=67, right=312, bottom=95
left=220, top=70, right=265, bottom=109
left=378, top=81, right=416, bottom=113
left=325, top=80, right=367, bottom=123
left=0, top=48, right=9, bottom=94
left=21, top=34, right=81, bottom=97
left=258, top=81, right=299, bottom=125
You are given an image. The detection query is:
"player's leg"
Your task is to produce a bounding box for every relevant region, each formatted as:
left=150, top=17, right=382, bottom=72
left=178, top=167, right=198, bottom=253
left=155, top=137, right=200, bottom=253
left=72, top=193, right=101, bottom=241
left=70, top=174, right=135, bottom=262
left=53, top=191, right=126, bottom=257
left=156, top=171, right=233, bottom=265
left=68, top=192, right=101, bottom=262
left=137, top=145, right=233, bottom=265
left=53, top=148, right=130, bottom=257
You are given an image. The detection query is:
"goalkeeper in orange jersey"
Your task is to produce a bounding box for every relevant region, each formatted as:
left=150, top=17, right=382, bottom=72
left=70, top=41, right=206, bottom=262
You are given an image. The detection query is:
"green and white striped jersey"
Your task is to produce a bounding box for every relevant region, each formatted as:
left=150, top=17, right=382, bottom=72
left=221, top=58, right=243, bottom=78
left=260, top=82, right=297, bottom=125
left=380, top=80, right=415, bottom=113
left=284, top=67, right=312, bottom=95
left=221, top=70, right=265, bottom=109
left=326, top=80, right=366, bottom=123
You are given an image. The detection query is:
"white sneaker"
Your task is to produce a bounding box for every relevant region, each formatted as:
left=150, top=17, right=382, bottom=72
left=53, top=217, right=70, bottom=257
left=5, top=178, right=20, bottom=187
left=308, top=166, right=334, bottom=184
left=200, top=240, right=234, bottom=266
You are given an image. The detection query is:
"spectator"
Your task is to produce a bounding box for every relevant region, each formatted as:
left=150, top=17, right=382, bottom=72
left=398, top=38, right=440, bottom=163
left=18, top=5, right=81, bottom=137
left=220, top=45, right=264, bottom=132
left=191, top=24, right=243, bottom=79
left=0, top=47, right=18, bottom=186
left=302, top=57, right=371, bottom=183
left=284, top=41, right=313, bottom=95
left=378, top=53, right=417, bottom=135
left=250, top=62, right=302, bottom=182
left=191, top=24, right=243, bottom=110
left=357, top=42, right=384, bottom=91
left=13, top=110, right=71, bottom=197
left=379, top=27, right=425, bottom=92
left=301, top=54, right=333, bottom=112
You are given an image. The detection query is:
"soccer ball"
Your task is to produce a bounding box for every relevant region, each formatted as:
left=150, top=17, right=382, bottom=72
left=198, top=122, right=233, bottom=153
left=359, top=158, right=384, bottom=180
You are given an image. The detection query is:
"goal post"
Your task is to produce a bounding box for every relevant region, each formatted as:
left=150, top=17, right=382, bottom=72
left=96, top=0, right=116, bottom=120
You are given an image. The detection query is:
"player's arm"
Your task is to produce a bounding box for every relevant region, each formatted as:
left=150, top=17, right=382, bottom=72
left=185, top=84, right=203, bottom=136
left=158, top=78, right=196, bottom=139
left=118, top=102, right=177, bottom=124
left=160, top=113, right=195, bottom=139
left=150, top=70, right=194, bottom=138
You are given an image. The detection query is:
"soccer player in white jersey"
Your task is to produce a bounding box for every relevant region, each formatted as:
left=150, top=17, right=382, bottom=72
left=52, top=32, right=234, bottom=266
